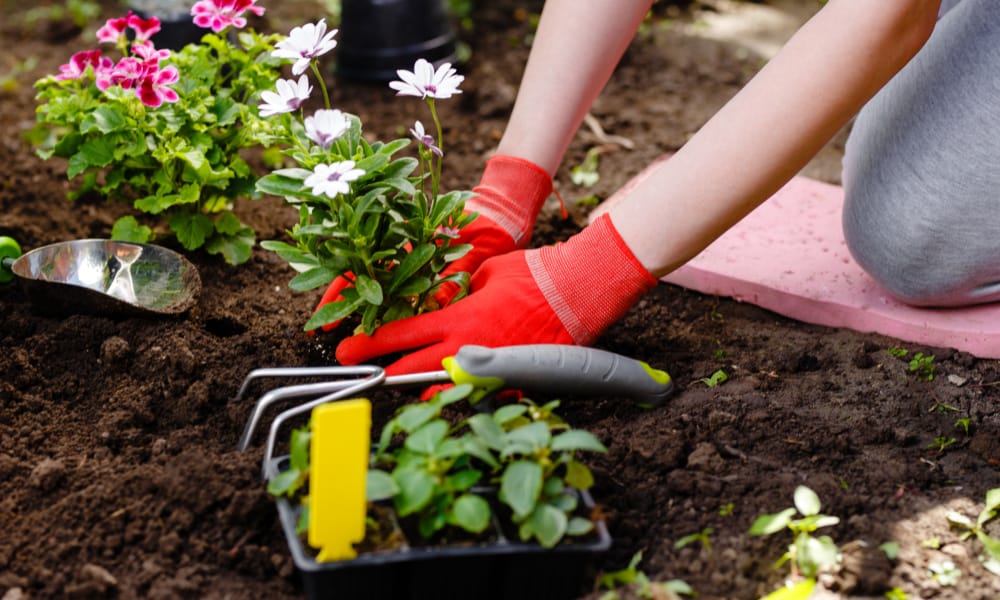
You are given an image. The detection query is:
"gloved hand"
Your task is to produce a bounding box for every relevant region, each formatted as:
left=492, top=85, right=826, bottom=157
left=311, top=154, right=553, bottom=329
left=433, top=154, right=553, bottom=306
left=336, top=213, right=658, bottom=375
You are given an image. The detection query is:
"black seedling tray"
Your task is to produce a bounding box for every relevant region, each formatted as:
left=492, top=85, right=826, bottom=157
left=269, top=457, right=611, bottom=600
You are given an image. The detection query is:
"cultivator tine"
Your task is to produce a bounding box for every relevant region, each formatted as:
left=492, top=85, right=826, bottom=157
left=236, top=365, right=385, bottom=452
left=262, top=373, right=387, bottom=478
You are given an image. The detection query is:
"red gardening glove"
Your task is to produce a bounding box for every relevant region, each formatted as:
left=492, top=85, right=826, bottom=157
left=336, top=213, right=657, bottom=375
left=432, top=154, right=553, bottom=307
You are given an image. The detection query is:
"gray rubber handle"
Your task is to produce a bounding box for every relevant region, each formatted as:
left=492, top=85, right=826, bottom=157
left=446, top=344, right=674, bottom=407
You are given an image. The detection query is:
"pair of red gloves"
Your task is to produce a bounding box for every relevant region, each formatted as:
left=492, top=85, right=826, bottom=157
left=317, top=155, right=658, bottom=375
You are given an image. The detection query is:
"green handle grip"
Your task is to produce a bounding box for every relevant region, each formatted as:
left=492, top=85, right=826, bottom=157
left=443, top=344, right=674, bottom=408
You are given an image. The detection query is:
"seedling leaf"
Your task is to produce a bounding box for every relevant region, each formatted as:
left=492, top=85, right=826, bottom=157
left=794, top=485, right=822, bottom=516
left=749, top=508, right=796, bottom=536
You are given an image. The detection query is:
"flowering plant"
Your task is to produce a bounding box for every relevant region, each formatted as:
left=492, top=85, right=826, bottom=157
left=33, top=1, right=283, bottom=264
left=256, top=24, right=475, bottom=334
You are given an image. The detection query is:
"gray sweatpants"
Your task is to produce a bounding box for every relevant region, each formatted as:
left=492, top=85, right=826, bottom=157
left=841, top=0, right=1000, bottom=307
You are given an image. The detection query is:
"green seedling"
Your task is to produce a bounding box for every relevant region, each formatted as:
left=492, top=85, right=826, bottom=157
left=954, top=417, right=972, bottom=435
left=921, top=537, right=941, bottom=549
left=749, top=485, right=842, bottom=580
left=944, top=487, right=1000, bottom=575
left=597, top=551, right=694, bottom=600
left=570, top=146, right=602, bottom=188
left=266, top=423, right=313, bottom=534
left=928, top=560, right=961, bottom=586
left=719, top=502, right=735, bottom=517
left=929, top=402, right=958, bottom=414
left=926, top=436, right=956, bottom=453
left=886, top=347, right=908, bottom=358
left=879, top=541, right=900, bottom=560
left=674, top=527, right=713, bottom=557
left=698, top=369, right=728, bottom=387
left=884, top=587, right=908, bottom=600
left=909, top=352, right=936, bottom=381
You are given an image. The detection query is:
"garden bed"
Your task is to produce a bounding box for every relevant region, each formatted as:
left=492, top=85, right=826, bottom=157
left=1, top=1, right=999, bottom=598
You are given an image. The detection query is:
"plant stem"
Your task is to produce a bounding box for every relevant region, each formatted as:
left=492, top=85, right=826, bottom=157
left=311, top=61, right=330, bottom=110
left=427, top=98, right=443, bottom=200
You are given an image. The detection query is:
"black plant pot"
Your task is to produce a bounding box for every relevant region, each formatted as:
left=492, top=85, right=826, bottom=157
left=129, top=3, right=204, bottom=51
left=269, top=457, right=612, bottom=600
left=336, top=0, right=458, bottom=82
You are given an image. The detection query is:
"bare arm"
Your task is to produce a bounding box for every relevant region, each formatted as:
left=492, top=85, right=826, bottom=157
left=496, top=0, right=655, bottom=174
left=613, top=0, right=940, bottom=276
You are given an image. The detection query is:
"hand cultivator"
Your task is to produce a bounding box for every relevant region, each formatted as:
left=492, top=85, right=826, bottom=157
left=236, top=344, right=675, bottom=466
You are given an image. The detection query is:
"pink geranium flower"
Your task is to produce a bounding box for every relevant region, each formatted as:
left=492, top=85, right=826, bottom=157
left=137, top=65, right=180, bottom=108
left=127, top=13, right=162, bottom=42
left=191, top=0, right=265, bottom=33
left=131, top=41, right=170, bottom=64
left=97, top=57, right=142, bottom=90
left=55, top=50, right=112, bottom=81
left=96, top=15, right=129, bottom=44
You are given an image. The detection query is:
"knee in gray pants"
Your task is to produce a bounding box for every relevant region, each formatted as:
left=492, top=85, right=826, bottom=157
left=841, top=0, right=1000, bottom=307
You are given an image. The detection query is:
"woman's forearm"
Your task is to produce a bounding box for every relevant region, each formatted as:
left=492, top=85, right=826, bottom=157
left=610, top=0, right=940, bottom=277
left=496, top=0, right=655, bottom=175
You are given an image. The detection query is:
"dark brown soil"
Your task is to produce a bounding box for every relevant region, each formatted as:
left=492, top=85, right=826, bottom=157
left=2, top=1, right=999, bottom=599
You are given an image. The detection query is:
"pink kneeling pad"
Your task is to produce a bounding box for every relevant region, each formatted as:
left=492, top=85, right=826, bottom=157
left=591, top=161, right=1000, bottom=358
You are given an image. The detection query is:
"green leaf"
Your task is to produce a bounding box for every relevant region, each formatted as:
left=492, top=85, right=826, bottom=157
left=289, top=266, right=338, bottom=292
left=396, top=404, right=438, bottom=433
left=749, top=508, right=797, bottom=536
left=467, top=413, right=507, bottom=451
left=794, top=486, right=822, bottom=517
left=388, top=243, right=436, bottom=293
left=567, top=516, right=594, bottom=537
left=304, top=296, right=364, bottom=331
left=169, top=212, right=214, bottom=250
left=435, top=383, right=474, bottom=405
left=505, top=421, right=551, bottom=452
left=405, top=419, right=449, bottom=455
left=110, top=216, right=152, bottom=243
left=205, top=225, right=255, bottom=265
left=530, top=504, right=568, bottom=548
left=267, top=468, right=301, bottom=497
left=501, top=460, right=543, bottom=519
left=797, top=534, right=840, bottom=578
left=81, top=105, right=127, bottom=134
left=445, top=469, right=482, bottom=492
left=493, top=404, right=528, bottom=426
left=67, top=137, right=116, bottom=177
left=354, top=273, right=384, bottom=305
left=564, top=460, right=595, bottom=490
left=366, top=469, right=400, bottom=502
left=393, top=469, right=435, bottom=516
left=290, top=427, right=312, bottom=472
left=450, top=494, right=491, bottom=534
left=551, top=430, right=608, bottom=453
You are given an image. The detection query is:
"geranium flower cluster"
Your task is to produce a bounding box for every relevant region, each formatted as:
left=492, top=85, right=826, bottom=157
left=54, top=1, right=266, bottom=109
left=56, top=11, right=177, bottom=108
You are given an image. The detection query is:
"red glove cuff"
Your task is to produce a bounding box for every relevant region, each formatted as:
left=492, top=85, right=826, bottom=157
left=466, top=155, right=553, bottom=247
left=526, top=213, right=657, bottom=345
